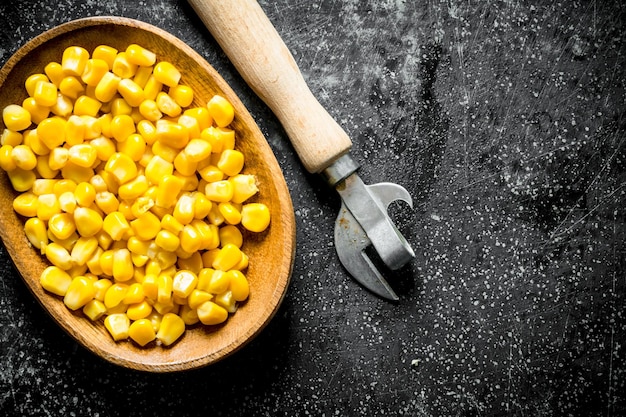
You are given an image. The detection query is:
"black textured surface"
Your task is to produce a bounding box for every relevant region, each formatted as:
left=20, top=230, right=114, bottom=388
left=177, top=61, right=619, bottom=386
left=1, top=1, right=625, bottom=416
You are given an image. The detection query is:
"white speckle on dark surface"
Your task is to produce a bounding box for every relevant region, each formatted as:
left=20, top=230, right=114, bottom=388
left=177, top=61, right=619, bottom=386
left=1, top=0, right=625, bottom=416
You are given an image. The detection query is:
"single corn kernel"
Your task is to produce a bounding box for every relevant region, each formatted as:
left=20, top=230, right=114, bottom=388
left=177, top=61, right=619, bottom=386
left=95, top=72, right=121, bottom=103
left=44, top=62, right=64, bottom=86
left=13, top=192, right=38, bottom=217
left=25, top=73, right=49, bottom=96
left=73, top=95, right=102, bottom=117
left=47, top=147, right=69, bottom=171
left=152, top=140, right=178, bottom=163
left=64, top=114, right=86, bottom=146
left=127, top=300, right=153, bottom=321
left=58, top=191, right=77, bottom=213
left=156, top=174, right=184, bottom=208
left=212, top=243, right=242, bottom=271
left=81, top=58, right=109, bottom=86
left=241, top=203, right=271, bottom=232
left=197, top=300, right=228, bottom=325
left=104, top=313, right=130, bottom=341
left=119, top=133, right=147, bottom=162
left=123, top=282, right=145, bottom=304
left=177, top=250, right=203, bottom=274
left=63, top=276, right=95, bottom=310
left=103, top=211, right=131, bottom=241
left=73, top=206, right=103, bottom=237
left=160, top=213, right=184, bottom=234
left=36, top=155, right=58, bottom=179
left=8, top=168, right=37, bottom=192
left=138, top=99, right=162, bottom=122
left=37, top=193, right=61, bottom=220
left=173, top=193, right=195, bottom=225
left=219, top=224, right=243, bottom=248
left=156, top=92, right=182, bottom=118
left=112, top=248, right=134, bottom=282
left=128, top=318, right=156, bottom=346
left=33, top=81, right=58, bottom=107
left=40, top=265, right=72, bottom=296
left=92, top=45, right=117, bottom=67
left=169, top=84, right=194, bottom=107
left=178, top=114, right=201, bottom=139
left=0, top=144, right=16, bottom=171
left=218, top=202, right=242, bottom=225
left=155, top=229, right=180, bottom=252
left=125, top=44, right=156, bottom=66
left=71, top=236, right=99, bottom=266
left=155, top=312, right=185, bottom=346
left=133, top=65, right=152, bottom=88
left=153, top=61, right=181, bottom=87
left=81, top=115, right=102, bottom=139
left=74, top=181, right=96, bottom=207
left=207, top=95, right=235, bottom=127
left=184, top=107, right=212, bottom=130
left=173, top=150, right=198, bottom=177
left=172, top=270, right=198, bottom=299
left=143, top=75, right=163, bottom=101
left=104, top=152, right=138, bottom=184
left=144, top=155, right=173, bottom=184
left=48, top=212, right=76, bottom=240
left=130, top=211, right=161, bottom=240
left=117, top=78, right=145, bottom=107
left=112, top=52, right=138, bottom=79
left=204, top=180, right=233, bottom=203
left=179, top=304, right=199, bottom=325
left=207, top=203, right=225, bottom=226
left=192, top=192, right=212, bottom=219
left=24, top=217, right=49, bottom=251
left=1, top=129, right=22, bottom=146
left=157, top=273, right=173, bottom=304
left=83, top=299, right=107, bottom=321
left=184, top=138, right=212, bottom=162
left=68, top=143, right=97, bottom=168
left=117, top=174, right=148, bottom=200
left=229, top=174, right=259, bottom=204
left=11, top=144, right=37, bottom=170
left=21, top=97, right=49, bottom=124
left=92, top=277, right=112, bottom=301
left=217, top=149, right=244, bottom=177
left=206, top=269, right=230, bottom=294
left=22, top=130, right=49, bottom=157
left=110, top=97, right=132, bottom=116
left=214, top=290, right=237, bottom=313
left=228, top=270, right=250, bottom=301
left=188, top=289, right=212, bottom=309
left=104, top=282, right=129, bottom=309
left=38, top=117, right=67, bottom=149
left=197, top=164, right=224, bottom=183
left=155, top=119, right=188, bottom=149
left=110, top=114, right=136, bottom=143
left=62, top=46, right=89, bottom=76
left=130, top=195, right=154, bottom=219
left=50, top=93, right=73, bottom=118
left=58, top=76, right=84, bottom=99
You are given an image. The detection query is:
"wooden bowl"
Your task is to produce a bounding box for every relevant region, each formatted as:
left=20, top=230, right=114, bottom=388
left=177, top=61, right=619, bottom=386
left=0, top=16, right=295, bottom=372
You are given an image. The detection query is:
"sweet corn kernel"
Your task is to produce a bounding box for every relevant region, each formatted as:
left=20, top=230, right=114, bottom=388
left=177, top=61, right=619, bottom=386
left=24, top=217, right=48, bottom=251
left=241, top=203, right=271, bottom=232
left=173, top=150, right=198, bottom=177
left=204, top=180, right=233, bottom=203
left=206, top=269, right=230, bottom=294
left=48, top=212, right=76, bottom=240
left=157, top=273, right=173, bottom=304
left=37, top=193, right=61, bottom=220
left=160, top=213, right=184, bottom=234
left=2, top=103, right=31, bottom=131
left=155, top=312, right=185, bottom=346
left=68, top=143, right=97, bottom=167
left=118, top=174, right=148, bottom=200
left=177, top=250, right=203, bottom=273
left=45, top=241, right=73, bottom=270
left=38, top=117, right=66, bottom=149
left=169, top=85, right=193, bottom=107
left=155, top=229, right=180, bottom=252
left=64, top=114, right=86, bottom=146
left=71, top=236, right=99, bottom=266
left=103, top=211, right=131, bottom=241
left=11, top=144, right=37, bottom=170
left=36, top=155, right=59, bottom=179
left=42, top=62, right=63, bottom=87
left=104, top=283, right=128, bottom=308
left=0, top=145, right=16, bottom=171
left=93, top=277, right=112, bottom=301
left=112, top=248, right=134, bottom=282
left=92, top=45, right=117, bottom=67
left=207, top=95, right=234, bottom=127
left=188, top=289, right=212, bottom=309
left=62, top=46, right=89, bottom=77
left=143, top=75, right=163, bottom=101
left=104, top=152, right=138, bottom=184
left=172, top=270, right=197, bottom=299
left=117, top=133, right=146, bottom=162
left=83, top=299, right=107, bottom=321
left=123, top=282, right=145, bottom=304
left=117, top=78, right=145, bottom=107
left=13, top=192, right=38, bottom=216
left=1, top=129, right=22, bottom=146
left=81, top=115, right=102, bottom=139
left=64, top=276, right=95, bottom=310
left=207, top=203, right=225, bottom=226
left=184, top=107, right=212, bottom=131
left=62, top=163, right=94, bottom=185
left=184, top=138, right=212, bottom=162
left=130, top=211, right=161, bottom=240
left=133, top=65, right=152, bottom=88
left=124, top=43, right=156, bottom=67
left=59, top=76, right=84, bottom=99
left=25, top=73, right=49, bottom=96
left=73, top=206, right=103, bottom=237
left=219, top=224, right=243, bottom=248
left=95, top=71, right=121, bottom=103
left=128, top=318, right=156, bottom=346
left=34, top=80, right=58, bottom=107
left=50, top=93, right=73, bottom=118
left=197, top=300, right=228, bottom=325
left=81, top=58, right=109, bottom=86
left=138, top=99, right=162, bottom=122
left=173, top=194, right=195, bottom=225
left=8, top=168, right=37, bottom=192
left=229, top=174, right=259, bottom=204
left=39, top=265, right=72, bottom=296
left=218, top=202, right=242, bottom=225
left=104, top=313, right=130, bottom=341
left=228, top=270, right=249, bottom=301
left=217, top=149, right=244, bottom=177
left=74, top=181, right=96, bottom=206
left=21, top=97, right=50, bottom=124
left=214, top=290, right=237, bottom=313
left=110, top=114, right=136, bottom=143
left=192, top=192, right=212, bottom=219
left=155, top=174, right=184, bottom=208
left=156, top=92, right=181, bottom=118
left=112, top=52, right=138, bottom=79
left=73, top=95, right=102, bottom=117
left=153, top=61, right=181, bottom=87
left=212, top=243, right=242, bottom=271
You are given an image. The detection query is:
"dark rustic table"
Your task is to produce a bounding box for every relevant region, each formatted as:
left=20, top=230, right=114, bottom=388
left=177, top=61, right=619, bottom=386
left=1, top=1, right=625, bottom=416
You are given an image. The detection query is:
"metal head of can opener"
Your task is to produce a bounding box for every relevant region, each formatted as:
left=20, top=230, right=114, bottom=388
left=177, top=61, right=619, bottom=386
left=189, top=0, right=415, bottom=300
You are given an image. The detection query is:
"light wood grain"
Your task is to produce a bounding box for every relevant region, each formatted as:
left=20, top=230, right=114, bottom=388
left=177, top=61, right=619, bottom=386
left=188, top=0, right=353, bottom=173
left=0, top=16, right=295, bottom=372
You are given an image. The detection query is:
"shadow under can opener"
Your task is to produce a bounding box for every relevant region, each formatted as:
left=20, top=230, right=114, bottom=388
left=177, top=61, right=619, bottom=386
left=190, top=0, right=416, bottom=300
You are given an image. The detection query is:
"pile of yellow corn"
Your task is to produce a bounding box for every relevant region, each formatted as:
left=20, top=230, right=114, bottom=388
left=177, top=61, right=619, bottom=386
left=0, top=43, right=270, bottom=347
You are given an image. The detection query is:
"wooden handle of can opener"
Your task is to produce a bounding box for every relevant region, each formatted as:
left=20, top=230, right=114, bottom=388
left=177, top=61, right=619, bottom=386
left=188, top=0, right=352, bottom=173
